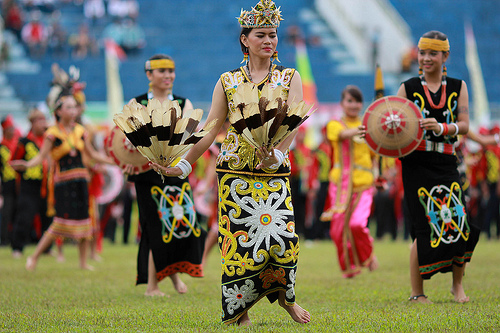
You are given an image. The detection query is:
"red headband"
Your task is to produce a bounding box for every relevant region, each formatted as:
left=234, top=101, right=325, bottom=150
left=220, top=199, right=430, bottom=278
left=1, top=115, right=14, bottom=129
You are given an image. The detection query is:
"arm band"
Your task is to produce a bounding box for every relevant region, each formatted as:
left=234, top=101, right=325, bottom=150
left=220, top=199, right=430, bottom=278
left=270, top=149, right=285, bottom=169
left=433, top=123, right=444, bottom=136
left=176, top=158, right=192, bottom=179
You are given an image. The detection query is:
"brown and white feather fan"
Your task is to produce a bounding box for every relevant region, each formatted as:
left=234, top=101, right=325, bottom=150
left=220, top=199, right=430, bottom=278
left=230, top=82, right=315, bottom=150
left=113, top=98, right=216, bottom=171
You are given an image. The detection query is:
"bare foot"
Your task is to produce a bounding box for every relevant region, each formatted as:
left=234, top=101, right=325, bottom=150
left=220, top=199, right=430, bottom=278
left=170, top=274, right=188, bottom=294
left=26, top=256, right=37, bottom=271
left=57, top=254, right=65, bottom=263
left=81, top=264, right=95, bottom=271
left=368, top=256, right=379, bottom=271
left=278, top=293, right=310, bottom=324
left=145, top=289, right=167, bottom=297
left=90, top=254, right=102, bottom=262
left=451, top=287, right=470, bottom=303
left=12, top=250, right=22, bottom=259
left=237, top=312, right=251, bottom=326
left=408, top=295, right=433, bottom=304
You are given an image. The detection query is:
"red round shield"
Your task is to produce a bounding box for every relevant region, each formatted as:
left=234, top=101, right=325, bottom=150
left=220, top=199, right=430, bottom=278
left=104, top=126, right=150, bottom=173
left=362, top=96, right=423, bottom=158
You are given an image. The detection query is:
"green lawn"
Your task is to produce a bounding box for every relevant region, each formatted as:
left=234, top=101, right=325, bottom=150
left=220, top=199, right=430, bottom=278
left=1, top=235, right=499, bottom=332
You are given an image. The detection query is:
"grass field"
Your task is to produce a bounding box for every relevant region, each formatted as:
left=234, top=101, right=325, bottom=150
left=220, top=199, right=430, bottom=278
left=1, top=234, right=499, bottom=332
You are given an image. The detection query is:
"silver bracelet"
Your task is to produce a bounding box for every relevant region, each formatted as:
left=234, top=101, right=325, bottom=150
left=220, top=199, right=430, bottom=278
left=176, top=158, right=192, bottom=179
left=433, top=123, right=444, bottom=136
left=450, top=123, right=459, bottom=136
left=270, top=149, right=285, bottom=169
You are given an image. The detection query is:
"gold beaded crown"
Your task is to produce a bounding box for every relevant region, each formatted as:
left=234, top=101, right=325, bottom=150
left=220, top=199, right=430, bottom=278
left=238, top=0, right=283, bottom=28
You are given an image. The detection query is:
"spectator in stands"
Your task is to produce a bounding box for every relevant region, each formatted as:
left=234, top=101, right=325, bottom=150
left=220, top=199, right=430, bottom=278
left=107, top=0, right=131, bottom=20
left=47, top=11, right=67, bottom=57
left=101, top=18, right=125, bottom=49
left=120, top=18, right=145, bottom=55
left=2, top=1, right=24, bottom=41
left=21, top=10, right=49, bottom=58
left=83, top=0, right=105, bottom=28
left=125, top=0, right=139, bottom=20
left=69, top=23, right=98, bottom=59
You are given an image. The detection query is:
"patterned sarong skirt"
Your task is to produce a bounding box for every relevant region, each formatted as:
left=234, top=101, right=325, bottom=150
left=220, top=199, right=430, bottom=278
left=401, top=151, right=480, bottom=279
left=217, top=172, right=300, bottom=324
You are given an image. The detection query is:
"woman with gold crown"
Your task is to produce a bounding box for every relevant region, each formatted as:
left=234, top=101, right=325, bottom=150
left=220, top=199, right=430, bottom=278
left=125, top=54, right=207, bottom=297
left=151, top=0, right=311, bottom=325
left=11, top=89, right=114, bottom=271
left=396, top=30, right=480, bottom=303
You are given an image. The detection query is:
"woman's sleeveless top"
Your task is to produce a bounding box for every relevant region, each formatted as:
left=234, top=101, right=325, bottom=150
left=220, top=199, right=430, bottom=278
left=217, top=64, right=296, bottom=177
left=404, top=76, right=462, bottom=145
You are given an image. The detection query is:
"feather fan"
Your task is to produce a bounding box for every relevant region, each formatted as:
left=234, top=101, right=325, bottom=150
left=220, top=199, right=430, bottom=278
left=230, top=82, right=315, bottom=150
left=113, top=99, right=217, bottom=171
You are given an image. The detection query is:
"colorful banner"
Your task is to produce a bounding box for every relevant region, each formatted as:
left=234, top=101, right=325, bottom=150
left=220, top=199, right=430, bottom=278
left=104, top=39, right=126, bottom=125
left=465, top=22, right=490, bottom=126
left=295, top=40, right=318, bottom=106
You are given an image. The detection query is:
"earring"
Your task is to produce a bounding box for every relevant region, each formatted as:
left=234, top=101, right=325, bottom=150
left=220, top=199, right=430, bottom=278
left=418, top=66, right=423, bottom=76
left=148, top=81, right=153, bottom=92
left=241, top=47, right=249, bottom=64
left=272, top=51, right=280, bottom=63
left=442, top=65, right=447, bottom=77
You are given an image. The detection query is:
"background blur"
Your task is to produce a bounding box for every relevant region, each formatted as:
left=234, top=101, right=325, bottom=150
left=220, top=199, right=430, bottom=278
left=1, top=0, right=499, bottom=136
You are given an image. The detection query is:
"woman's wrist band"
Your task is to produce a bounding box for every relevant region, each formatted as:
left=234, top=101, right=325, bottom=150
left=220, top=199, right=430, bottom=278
left=434, top=122, right=459, bottom=137
left=176, top=158, right=192, bottom=179
left=495, top=133, right=500, bottom=145
left=270, top=149, right=285, bottom=169
left=434, top=123, right=444, bottom=136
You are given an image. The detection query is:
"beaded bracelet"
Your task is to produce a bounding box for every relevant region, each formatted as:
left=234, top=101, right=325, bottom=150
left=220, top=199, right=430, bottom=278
left=176, top=158, right=192, bottom=179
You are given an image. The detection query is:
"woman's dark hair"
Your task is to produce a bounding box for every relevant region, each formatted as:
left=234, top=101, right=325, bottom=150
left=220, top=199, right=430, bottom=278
left=421, top=30, right=448, bottom=41
left=341, top=85, right=363, bottom=103
left=240, top=28, right=253, bottom=54
left=53, top=90, right=73, bottom=122
left=145, top=54, right=174, bottom=72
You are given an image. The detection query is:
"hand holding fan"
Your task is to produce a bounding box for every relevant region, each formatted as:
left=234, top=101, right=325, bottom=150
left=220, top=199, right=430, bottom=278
left=113, top=99, right=217, bottom=176
left=229, top=82, right=315, bottom=151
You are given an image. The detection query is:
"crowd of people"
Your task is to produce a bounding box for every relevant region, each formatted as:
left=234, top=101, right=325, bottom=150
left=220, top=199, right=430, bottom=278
left=0, top=0, right=497, bottom=327
left=0, top=0, right=143, bottom=59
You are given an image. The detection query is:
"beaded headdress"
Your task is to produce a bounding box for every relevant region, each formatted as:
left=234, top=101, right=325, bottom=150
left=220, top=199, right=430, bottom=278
left=238, top=0, right=283, bottom=28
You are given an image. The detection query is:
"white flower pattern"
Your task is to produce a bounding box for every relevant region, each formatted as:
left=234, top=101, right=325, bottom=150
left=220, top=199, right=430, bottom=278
left=223, top=279, right=259, bottom=315
left=228, top=178, right=295, bottom=262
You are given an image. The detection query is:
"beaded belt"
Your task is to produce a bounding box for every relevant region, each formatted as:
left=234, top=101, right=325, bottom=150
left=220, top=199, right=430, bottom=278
left=416, top=140, right=455, bottom=155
